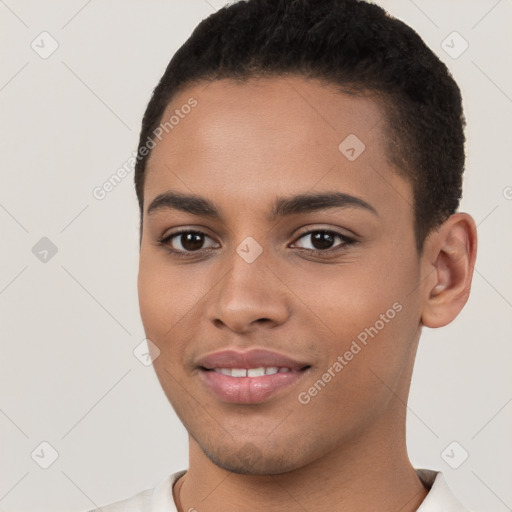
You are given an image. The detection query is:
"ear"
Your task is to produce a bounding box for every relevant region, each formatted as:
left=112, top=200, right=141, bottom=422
left=420, top=213, right=478, bottom=328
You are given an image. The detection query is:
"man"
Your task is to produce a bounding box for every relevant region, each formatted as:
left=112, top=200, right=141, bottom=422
left=90, top=0, right=477, bottom=510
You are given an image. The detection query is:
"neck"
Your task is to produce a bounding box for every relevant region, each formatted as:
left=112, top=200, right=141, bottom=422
left=178, top=398, right=428, bottom=512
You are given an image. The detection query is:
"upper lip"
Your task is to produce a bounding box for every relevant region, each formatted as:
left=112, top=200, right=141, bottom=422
left=196, top=348, right=310, bottom=370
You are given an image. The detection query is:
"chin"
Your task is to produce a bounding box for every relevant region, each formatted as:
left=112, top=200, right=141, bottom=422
left=199, top=439, right=303, bottom=475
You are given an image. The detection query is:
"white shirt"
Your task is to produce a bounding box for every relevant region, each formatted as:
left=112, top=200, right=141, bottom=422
left=88, top=468, right=474, bottom=512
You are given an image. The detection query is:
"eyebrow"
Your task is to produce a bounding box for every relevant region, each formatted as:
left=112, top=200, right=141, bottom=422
left=146, top=190, right=378, bottom=220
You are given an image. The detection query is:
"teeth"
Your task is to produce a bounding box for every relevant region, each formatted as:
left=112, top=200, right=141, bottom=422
left=247, top=367, right=266, bottom=377
left=213, top=367, right=291, bottom=377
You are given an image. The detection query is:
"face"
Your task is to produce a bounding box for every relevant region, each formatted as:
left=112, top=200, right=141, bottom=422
left=138, top=76, right=424, bottom=475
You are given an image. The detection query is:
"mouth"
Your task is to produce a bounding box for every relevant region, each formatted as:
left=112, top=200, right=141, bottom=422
left=196, top=349, right=311, bottom=404
left=203, top=366, right=301, bottom=377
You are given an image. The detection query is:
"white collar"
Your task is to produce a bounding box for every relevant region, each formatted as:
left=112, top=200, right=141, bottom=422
left=415, top=469, right=471, bottom=511
left=109, top=467, right=472, bottom=512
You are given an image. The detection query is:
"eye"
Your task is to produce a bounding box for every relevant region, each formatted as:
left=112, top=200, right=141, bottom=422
left=157, top=228, right=356, bottom=259
left=291, top=229, right=355, bottom=254
left=158, top=230, right=218, bottom=256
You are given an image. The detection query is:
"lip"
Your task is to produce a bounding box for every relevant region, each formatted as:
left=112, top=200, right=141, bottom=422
left=196, top=348, right=309, bottom=370
left=196, top=348, right=311, bottom=404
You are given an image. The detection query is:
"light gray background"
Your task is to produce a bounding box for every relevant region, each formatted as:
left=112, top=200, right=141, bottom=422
left=0, top=1, right=510, bottom=511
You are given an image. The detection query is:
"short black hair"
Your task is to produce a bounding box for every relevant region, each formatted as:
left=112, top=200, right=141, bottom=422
left=134, top=0, right=466, bottom=254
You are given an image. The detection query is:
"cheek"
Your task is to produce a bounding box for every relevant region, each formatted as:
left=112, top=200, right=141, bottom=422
left=137, top=260, right=194, bottom=401
left=137, top=263, right=170, bottom=337
left=291, top=252, right=420, bottom=385
left=288, top=256, right=411, bottom=341
left=137, top=254, right=191, bottom=345
left=137, top=252, right=216, bottom=362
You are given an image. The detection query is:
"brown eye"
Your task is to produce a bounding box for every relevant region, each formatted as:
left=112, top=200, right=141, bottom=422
left=176, top=232, right=205, bottom=251
left=294, top=230, right=352, bottom=252
left=310, top=231, right=336, bottom=250
left=160, top=230, right=219, bottom=255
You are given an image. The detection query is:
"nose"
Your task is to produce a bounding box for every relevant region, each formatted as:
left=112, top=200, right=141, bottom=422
left=207, top=249, right=290, bottom=334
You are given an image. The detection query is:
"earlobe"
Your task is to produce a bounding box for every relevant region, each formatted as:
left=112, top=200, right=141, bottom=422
left=421, top=213, right=477, bottom=328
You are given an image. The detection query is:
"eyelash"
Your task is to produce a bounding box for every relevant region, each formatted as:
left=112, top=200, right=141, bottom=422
left=157, top=228, right=357, bottom=259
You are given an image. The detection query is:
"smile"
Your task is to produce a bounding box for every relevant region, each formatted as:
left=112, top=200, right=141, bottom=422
left=199, top=365, right=309, bottom=404
left=211, top=367, right=292, bottom=377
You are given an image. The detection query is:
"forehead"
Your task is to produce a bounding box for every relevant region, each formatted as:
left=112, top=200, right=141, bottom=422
left=152, top=76, right=385, bottom=159
left=144, top=76, right=411, bottom=222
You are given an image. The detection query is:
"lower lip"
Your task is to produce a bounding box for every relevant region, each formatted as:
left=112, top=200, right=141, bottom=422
left=199, top=369, right=307, bottom=404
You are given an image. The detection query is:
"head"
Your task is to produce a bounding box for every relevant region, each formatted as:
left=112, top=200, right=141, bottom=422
left=136, top=0, right=477, bottom=475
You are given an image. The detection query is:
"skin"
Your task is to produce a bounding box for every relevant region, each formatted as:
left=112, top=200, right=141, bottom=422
left=137, top=76, right=477, bottom=512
